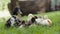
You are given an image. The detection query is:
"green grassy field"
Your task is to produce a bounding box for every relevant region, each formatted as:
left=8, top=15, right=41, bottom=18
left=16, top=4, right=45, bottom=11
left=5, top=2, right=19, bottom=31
left=0, top=11, right=60, bottom=34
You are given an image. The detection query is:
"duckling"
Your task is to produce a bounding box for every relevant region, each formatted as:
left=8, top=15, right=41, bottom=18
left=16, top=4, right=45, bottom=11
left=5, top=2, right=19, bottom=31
left=35, top=15, right=52, bottom=26
left=5, top=15, right=22, bottom=28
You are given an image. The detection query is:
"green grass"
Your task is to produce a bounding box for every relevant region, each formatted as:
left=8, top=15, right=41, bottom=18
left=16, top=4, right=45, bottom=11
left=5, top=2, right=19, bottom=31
left=0, top=11, right=60, bottom=34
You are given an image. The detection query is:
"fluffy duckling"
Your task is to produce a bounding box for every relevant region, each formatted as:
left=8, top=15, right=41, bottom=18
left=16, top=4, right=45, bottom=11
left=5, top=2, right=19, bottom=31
left=5, top=15, right=22, bottom=28
left=35, top=15, right=52, bottom=26
left=19, top=14, right=38, bottom=28
left=43, top=15, right=52, bottom=26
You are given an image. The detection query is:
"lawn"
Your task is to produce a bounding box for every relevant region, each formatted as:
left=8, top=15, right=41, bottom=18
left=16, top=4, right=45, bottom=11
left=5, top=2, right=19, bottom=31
left=0, top=11, right=60, bottom=34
